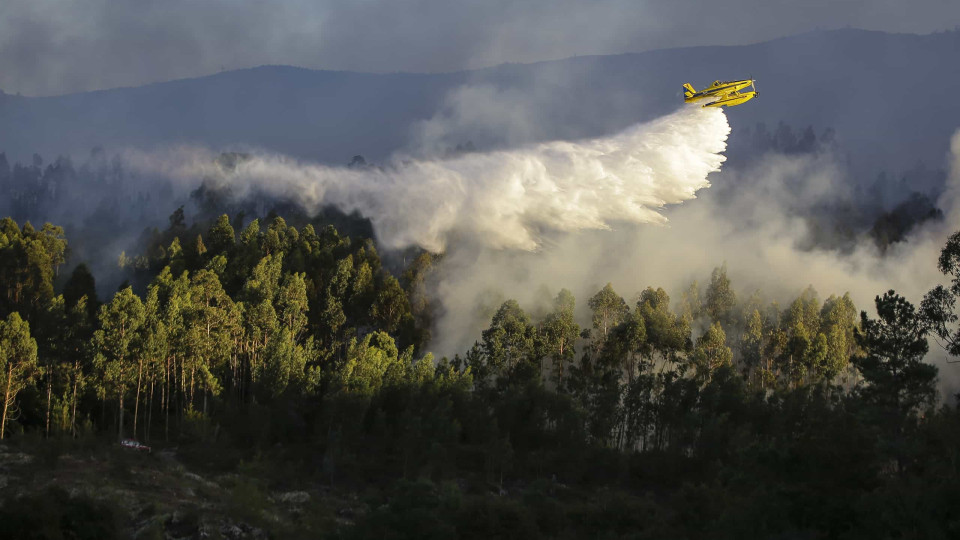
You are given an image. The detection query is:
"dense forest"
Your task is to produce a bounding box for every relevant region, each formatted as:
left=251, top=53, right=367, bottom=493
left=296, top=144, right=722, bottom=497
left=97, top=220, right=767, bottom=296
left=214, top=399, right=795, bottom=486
left=0, top=122, right=958, bottom=537
left=1, top=188, right=960, bottom=538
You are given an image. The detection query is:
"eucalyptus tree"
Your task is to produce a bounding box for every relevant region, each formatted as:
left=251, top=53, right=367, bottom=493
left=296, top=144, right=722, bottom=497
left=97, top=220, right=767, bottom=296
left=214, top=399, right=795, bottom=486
left=138, top=285, right=169, bottom=439
left=678, top=280, right=703, bottom=323
left=603, top=313, right=647, bottom=449
left=62, top=295, right=94, bottom=436
left=921, top=230, right=960, bottom=357
left=206, top=214, right=236, bottom=257
left=184, top=269, right=239, bottom=416
left=151, top=267, right=190, bottom=437
left=636, top=287, right=690, bottom=362
left=257, top=272, right=313, bottom=400
left=541, top=289, right=579, bottom=388
left=349, top=261, right=375, bottom=323
left=371, top=274, right=411, bottom=336
left=0, top=218, right=67, bottom=321
left=740, top=308, right=766, bottom=387
left=481, top=300, right=536, bottom=386
left=241, top=255, right=283, bottom=389
left=632, top=288, right=691, bottom=450
left=0, top=312, right=39, bottom=439
left=692, top=322, right=732, bottom=383
left=705, top=264, right=736, bottom=327
left=338, top=331, right=408, bottom=396
left=819, top=293, right=858, bottom=382
left=588, top=283, right=629, bottom=342
left=93, top=287, right=146, bottom=439
left=277, top=272, right=309, bottom=339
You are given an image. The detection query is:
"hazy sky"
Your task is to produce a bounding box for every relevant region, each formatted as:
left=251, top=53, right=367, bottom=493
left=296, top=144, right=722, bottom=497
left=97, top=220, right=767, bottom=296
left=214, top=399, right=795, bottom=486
left=2, top=0, right=958, bottom=96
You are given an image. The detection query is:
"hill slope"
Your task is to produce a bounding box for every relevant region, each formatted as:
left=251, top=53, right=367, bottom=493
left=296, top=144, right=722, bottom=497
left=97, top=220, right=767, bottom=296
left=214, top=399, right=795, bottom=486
left=1, top=29, right=958, bottom=177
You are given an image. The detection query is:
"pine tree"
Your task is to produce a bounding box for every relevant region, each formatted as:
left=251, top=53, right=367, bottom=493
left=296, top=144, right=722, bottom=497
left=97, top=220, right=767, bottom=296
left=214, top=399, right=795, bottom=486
left=854, top=291, right=937, bottom=415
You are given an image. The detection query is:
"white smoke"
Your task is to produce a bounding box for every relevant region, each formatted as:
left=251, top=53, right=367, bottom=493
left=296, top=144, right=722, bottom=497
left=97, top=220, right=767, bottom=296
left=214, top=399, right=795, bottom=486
left=426, top=130, right=960, bottom=397
left=130, top=105, right=730, bottom=252
left=120, top=104, right=960, bottom=395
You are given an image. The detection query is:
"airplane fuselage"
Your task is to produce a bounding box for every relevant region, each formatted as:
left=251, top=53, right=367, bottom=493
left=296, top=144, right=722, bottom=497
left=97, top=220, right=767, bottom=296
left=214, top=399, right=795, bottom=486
left=685, top=79, right=753, bottom=102
left=682, top=78, right=757, bottom=108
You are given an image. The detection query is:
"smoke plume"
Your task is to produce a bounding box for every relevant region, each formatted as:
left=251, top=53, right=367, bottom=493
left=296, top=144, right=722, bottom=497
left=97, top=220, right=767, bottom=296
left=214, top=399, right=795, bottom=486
left=426, top=130, right=960, bottom=396
left=140, top=106, right=730, bottom=252
left=93, top=105, right=960, bottom=396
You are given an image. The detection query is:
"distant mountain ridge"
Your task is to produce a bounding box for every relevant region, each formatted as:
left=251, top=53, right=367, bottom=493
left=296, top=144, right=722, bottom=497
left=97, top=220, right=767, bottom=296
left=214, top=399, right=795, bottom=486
left=1, top=29, right=958, bottom=178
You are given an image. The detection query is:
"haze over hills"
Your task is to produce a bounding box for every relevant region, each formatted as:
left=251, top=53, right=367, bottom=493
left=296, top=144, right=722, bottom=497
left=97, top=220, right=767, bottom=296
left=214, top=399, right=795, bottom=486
left=1, top=28, right=958, bottom=182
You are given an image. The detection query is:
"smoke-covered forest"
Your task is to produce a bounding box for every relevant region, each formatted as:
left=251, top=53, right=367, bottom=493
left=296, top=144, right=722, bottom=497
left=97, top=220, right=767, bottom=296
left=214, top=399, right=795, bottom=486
left=5, top=0, right=960, bottom=533
left=2, top=132, right=960, bottom=537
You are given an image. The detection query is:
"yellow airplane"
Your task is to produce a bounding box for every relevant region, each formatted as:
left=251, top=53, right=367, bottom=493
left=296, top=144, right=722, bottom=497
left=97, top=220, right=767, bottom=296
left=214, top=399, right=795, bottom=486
left=682, top=79, right=758, bottom=108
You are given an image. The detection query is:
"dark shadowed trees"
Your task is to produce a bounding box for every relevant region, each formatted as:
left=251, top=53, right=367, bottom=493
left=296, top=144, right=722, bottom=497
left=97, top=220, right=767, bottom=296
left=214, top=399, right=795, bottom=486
left=854, top=291, right=937, bottom=416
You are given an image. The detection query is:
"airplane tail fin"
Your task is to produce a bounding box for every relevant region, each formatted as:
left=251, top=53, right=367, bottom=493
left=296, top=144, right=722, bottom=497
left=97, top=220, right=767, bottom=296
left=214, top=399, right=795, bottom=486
left=682, top=83, right=696, bottom=99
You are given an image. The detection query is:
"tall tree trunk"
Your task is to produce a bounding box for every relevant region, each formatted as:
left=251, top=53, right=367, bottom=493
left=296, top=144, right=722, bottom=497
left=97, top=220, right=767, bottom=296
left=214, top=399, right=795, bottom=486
left=147, top=377, right=154, bottom=442
left=2, top=363, right=13, bottom=439
left=117, top=363, right=126, bottom=440
left=133, top=359, right=143, bottom=439
left=118, top=390, right=125, bottom=440
left=45, top=368, right=52, bottom=437
left=557, top=341, right=565, bottom=390
left=71, top=361, right=80, bottom=438
left=164, top=357, right=170, bottom=441
left=181, top=360, right=187, bottom=417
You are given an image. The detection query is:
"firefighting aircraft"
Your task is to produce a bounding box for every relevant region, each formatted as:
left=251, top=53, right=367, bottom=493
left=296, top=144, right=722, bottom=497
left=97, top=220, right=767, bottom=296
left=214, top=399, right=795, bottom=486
left=682, top=78, right=757, bottom=108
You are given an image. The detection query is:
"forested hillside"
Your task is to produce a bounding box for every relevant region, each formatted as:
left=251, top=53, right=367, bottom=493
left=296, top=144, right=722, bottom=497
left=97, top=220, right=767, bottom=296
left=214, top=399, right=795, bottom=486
left=1, top=203, right=959, bottom=538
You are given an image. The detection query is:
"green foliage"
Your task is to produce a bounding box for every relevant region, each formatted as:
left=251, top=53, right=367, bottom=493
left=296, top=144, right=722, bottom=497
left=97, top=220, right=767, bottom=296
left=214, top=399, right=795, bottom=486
left=692, top=321, right=732, bottom=382
left=93, top=287, right=146, bottom=439
left=371, top=274, right=409, bottom=334
left=0, top=311, right=39, bottom=438
left=921, top=229, right=960, bottom=356
left=1, top=210, right=958, bottom=538
left=480, top=300, right=537, bottom=387
left=637, top=287, right=690, bottom=358
left=705, top=263, right=736, bottom=326
left=820, top=292, right=858, bottom=380
left=854, top=290, right=937, bottom=415
left=0, top=218, right=67, bottom=321
left=207, top=214, right=236, bottom=256
left=541, top=289, right=579, bottom=388
left=587, top=283, right=629, bottom=340
left=339, top=331, right=405, bottom=395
